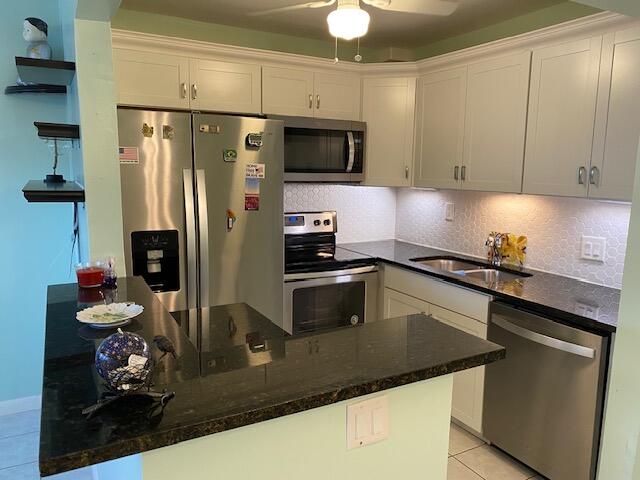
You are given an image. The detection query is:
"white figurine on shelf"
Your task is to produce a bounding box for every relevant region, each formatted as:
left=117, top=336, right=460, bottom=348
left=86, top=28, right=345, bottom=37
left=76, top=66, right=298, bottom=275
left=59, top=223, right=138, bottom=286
left=17, top=17, right=52, bottom=86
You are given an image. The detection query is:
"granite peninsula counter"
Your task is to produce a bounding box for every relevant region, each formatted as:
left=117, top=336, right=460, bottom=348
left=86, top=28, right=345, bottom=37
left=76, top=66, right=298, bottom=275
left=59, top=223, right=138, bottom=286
left=41, top=277, right=504, bottom=479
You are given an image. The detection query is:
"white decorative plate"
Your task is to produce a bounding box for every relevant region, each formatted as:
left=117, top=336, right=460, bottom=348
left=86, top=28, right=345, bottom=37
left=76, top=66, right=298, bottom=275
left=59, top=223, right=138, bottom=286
left=76, top=303, right=144, bottom=328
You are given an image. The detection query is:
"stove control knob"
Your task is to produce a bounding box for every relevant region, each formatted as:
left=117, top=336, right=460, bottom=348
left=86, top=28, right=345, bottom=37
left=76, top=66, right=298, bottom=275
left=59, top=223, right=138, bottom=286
left=323, top=219, right=331, bottom=226
left=313, top=220, right=321, bottom=226
left=350, top=315, right=360, bottom=325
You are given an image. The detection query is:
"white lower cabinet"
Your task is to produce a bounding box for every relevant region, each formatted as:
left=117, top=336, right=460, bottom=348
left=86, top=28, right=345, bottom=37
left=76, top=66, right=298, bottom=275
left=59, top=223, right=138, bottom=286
left=382, top=265, right=490, bottom=434
left=429, top=304, right=487, bottom=433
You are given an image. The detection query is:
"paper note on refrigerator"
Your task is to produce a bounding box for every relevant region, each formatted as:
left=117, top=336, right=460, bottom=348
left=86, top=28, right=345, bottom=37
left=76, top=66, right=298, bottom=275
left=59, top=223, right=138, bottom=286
left=245, top=163, right=265, bottom=178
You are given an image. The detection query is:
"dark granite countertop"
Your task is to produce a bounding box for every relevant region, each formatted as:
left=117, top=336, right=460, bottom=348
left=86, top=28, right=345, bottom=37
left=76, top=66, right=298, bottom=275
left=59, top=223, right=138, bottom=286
left=41, top=277, right=504, bottom=476
left=340, top=240, right=619, bottom=334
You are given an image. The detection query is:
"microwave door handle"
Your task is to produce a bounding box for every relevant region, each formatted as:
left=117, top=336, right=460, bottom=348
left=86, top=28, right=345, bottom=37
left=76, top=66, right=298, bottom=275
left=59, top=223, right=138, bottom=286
left=492, top=315, right=595, bottom=358
left=346, top=131, right=355, bottom=173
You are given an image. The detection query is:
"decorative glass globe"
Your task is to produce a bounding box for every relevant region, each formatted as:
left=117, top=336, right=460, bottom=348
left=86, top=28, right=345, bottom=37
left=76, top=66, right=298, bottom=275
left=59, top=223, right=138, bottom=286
left=95, top=329, right=152, bottom=393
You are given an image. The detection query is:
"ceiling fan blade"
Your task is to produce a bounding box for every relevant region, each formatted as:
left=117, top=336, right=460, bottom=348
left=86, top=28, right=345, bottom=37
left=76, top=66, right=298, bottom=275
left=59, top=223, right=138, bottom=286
left=247, top=0, right=337, bottom=17
left=362, top=0, right=458, bottom=16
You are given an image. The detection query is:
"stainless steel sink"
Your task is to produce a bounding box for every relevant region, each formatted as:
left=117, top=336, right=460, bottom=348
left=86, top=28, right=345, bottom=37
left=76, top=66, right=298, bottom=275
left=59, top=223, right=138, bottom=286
left=411, top=258, right=484, bottom=272
left=462, top=268, right=524, bottom=283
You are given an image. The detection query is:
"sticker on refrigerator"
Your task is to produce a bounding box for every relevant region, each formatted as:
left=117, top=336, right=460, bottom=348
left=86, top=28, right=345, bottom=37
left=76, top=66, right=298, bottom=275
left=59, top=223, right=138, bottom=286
left=244, top=178, right=260, bottom=211
left=119, top=146, right=139, bottom=164
left=245, top=163, right=265, bottom=179
left=223, top=149, right=237, bottom=162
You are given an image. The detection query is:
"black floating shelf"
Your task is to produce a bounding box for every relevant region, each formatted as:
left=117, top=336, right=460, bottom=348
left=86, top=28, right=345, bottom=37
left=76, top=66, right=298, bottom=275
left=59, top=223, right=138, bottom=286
left=16, top=57, right=75, bottom=86
left=4, top=84, right=67, bottom=95
left=22, top=180, right=85, bottom=203
left=34, top=122, right=80, bottom=140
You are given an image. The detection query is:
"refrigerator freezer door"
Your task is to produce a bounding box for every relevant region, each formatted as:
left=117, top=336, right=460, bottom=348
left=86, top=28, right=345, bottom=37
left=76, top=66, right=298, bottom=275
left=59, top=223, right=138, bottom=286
left=193, top=114, right=284, bottom=324
left=118, top=109, right=194, bottom=312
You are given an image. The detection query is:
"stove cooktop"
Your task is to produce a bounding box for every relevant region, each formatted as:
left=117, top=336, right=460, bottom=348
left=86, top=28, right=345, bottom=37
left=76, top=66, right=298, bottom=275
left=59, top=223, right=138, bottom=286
left=285, top=247, right=377, bottom=274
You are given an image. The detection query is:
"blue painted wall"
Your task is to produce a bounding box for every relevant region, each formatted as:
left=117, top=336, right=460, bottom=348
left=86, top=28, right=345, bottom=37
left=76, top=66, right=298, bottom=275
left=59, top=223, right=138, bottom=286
left=0, top=1, right=77, bottom=402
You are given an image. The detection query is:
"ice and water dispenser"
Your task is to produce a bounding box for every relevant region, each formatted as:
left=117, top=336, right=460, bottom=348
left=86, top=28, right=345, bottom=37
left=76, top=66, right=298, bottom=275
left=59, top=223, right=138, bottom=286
left=131, top=230, right=180, bottom=292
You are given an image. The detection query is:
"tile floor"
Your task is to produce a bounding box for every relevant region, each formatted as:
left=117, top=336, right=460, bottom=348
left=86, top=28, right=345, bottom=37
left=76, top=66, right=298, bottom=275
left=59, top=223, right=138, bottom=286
left=0, top=410, right=92, bottom=480
left=0, top=410, right=545, bottom=479
left=448, top=423, right=546, bottom=480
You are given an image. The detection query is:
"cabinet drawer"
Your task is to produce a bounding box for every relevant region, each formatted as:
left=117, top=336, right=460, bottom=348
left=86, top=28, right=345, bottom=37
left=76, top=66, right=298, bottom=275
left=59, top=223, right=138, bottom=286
left=383, top=265, right=490, bottom=322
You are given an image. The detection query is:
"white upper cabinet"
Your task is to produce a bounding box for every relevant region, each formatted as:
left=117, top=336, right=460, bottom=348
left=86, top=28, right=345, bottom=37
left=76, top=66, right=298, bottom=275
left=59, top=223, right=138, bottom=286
left=414, top=67, right=467, bottom=189
left=362, top=77, right=416, bottom=187
left=462, top=52, right=531, bottom=193
left=314, top=72, right=361, bottom=120
left=262, top=67, right=361, bottom=120
left=262, top=66, right=314, bottom=117
left=523, top=37, right=602, bottom=197
left=113, top=49, right=190, bottom=110
left=189, top=58, right=261, bottom=114
left=590, top=27, right=640, bottom=201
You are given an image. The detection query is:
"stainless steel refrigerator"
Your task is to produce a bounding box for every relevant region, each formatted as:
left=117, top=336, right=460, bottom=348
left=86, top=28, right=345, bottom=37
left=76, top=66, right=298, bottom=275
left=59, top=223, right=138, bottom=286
left=117, top=108, right=284, bottom=323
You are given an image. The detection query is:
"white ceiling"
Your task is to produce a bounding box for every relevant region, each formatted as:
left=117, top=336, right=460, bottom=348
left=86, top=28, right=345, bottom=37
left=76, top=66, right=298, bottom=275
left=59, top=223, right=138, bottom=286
left=118, top=0, right=569, bottom=48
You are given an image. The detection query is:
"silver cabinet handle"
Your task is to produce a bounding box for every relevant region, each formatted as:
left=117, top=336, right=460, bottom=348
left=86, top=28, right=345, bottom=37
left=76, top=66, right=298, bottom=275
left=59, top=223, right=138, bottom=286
left=181, top=82, right=187, bottom=99
left=183, top=169, right=197, bottom=309
left=308, top=94, right=313, bottom=109
left=461, top=165, right=466, bottom=181
left=454, top=165, right=459, bottom=181
left=195, top=169, right=209, bottom=307
left=191, top=83, right=198, bottom=100
left=346, top=131, right=355, bottom=173
left=492, top=315, right=595, bottom=358
left=316, top=94, right=320, bottom=109
left=405, top=166, right=409, bottom=179
left=578, top=166, right=587, bottom=185
left=589, top=166, right=600, bottom=186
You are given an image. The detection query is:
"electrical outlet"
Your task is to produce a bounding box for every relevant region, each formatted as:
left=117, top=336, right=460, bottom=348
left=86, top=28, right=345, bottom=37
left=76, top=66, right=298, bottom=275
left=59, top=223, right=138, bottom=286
left=444, top=202, right=455, bottom=222
left=580, top=236, right=606, bottom=262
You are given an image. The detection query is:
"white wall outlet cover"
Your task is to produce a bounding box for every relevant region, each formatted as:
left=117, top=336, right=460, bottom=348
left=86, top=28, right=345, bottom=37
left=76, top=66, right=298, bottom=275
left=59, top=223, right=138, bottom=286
left=346, top=395, right=389, bottom=450
left=581, top=236, right=606, bottom=262
left=444, top=202, right=455, bottom=222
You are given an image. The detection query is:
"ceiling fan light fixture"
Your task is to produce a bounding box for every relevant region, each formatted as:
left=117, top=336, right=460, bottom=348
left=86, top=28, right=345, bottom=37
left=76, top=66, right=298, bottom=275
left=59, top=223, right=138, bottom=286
left=327, top=4, right=370, bottom=40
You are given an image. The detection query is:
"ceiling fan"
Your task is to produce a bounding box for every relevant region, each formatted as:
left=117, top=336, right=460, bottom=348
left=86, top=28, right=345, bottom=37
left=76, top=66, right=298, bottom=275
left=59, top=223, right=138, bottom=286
left=248, top=0, right=458, bottom=62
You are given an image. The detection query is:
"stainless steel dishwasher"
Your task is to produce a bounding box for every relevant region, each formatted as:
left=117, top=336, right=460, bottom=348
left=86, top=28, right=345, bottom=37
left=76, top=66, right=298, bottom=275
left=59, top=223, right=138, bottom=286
left=483, top=302, right=610, bottom=480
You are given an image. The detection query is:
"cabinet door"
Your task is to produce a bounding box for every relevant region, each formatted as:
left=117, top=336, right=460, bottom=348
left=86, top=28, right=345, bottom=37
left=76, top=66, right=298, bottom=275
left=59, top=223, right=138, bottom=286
left=362, top=77, right=416, bottom=187
left=430, top=304, right=487, bottom=433
left=523, top=37, right=602, bottom=197
left=313, top=72, right=361, bottom=120
left=462, top=53, right=530, bottom=193
left=414, top=67, right=467, bottom=189
left=590, top=27, right=640, bottom=201
left=383, top=288, right=429, bottom=319
left=189, top=59, right=261, bottom=114
left=112, top=49, right=189, bottom=109
left=262, top=66, right=314, bottom=116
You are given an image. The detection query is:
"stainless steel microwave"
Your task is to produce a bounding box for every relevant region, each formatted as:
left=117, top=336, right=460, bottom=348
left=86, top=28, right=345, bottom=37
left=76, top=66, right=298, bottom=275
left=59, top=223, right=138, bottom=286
left=268, top=115, right=366, bottom=183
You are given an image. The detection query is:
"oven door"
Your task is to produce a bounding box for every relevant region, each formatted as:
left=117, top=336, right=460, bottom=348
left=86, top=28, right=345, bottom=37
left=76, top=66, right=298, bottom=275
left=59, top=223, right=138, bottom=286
left=283, top=267, right=378, bottom=335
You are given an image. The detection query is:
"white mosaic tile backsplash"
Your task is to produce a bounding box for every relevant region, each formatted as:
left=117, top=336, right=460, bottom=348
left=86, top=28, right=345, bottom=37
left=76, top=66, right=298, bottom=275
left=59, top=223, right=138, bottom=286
left=284, top=184, right=396, bottom=244
left=396, top=189, right=631, bottom=289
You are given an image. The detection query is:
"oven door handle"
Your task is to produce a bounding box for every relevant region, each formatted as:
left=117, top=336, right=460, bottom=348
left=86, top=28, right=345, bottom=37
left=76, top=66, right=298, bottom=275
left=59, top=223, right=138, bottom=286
left=346, top=131, right=355, bottom=173
left=492, top=315, right=595, bottom=358
left=285, top=265, right=377, bottom=281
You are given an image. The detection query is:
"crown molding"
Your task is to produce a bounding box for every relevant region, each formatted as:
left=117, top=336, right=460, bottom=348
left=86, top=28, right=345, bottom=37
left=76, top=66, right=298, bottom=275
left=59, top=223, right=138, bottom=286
left=112, top=12, right=638, bottom=77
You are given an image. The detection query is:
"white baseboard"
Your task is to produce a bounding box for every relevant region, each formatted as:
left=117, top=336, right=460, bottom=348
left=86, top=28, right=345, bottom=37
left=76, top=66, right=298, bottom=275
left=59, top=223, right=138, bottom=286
left=0, top=395, right=42, bottom=416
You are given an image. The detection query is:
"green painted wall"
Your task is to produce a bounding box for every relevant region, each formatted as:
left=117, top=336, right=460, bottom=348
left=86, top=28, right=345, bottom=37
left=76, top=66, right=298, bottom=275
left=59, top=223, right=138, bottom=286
left=413, top=2, right=602, bottom=60
left=112, top=9, right=384, bottom=62
left=97, top=376, right=453, bottom=480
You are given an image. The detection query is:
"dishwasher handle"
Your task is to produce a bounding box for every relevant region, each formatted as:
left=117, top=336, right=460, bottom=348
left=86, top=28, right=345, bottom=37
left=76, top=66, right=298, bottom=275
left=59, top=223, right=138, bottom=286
left=492, top=315, right=595, bottom=359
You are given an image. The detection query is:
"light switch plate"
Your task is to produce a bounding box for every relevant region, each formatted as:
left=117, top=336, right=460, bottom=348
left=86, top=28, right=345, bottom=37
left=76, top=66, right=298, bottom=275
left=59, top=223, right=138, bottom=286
left=346, top=396, right=389, bottom=449
left=445, top=202, right=455, bottom=222
left=581, top=236, right=606, bottom=262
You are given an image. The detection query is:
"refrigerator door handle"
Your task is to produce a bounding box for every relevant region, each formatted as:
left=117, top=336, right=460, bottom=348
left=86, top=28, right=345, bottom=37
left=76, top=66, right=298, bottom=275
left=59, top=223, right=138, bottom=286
left=183, top=169, right=198, bottom=309
left=195, top=169, right=210, bottom=307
